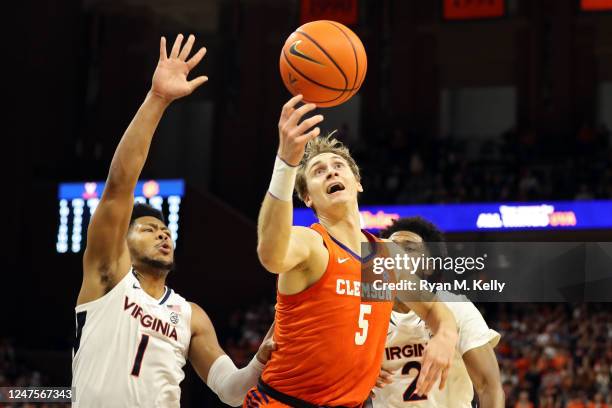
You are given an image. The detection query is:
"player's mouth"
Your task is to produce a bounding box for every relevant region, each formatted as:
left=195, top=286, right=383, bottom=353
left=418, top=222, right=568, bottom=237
left=326, top=182, right=345, bottom=195
left=157, top=242, right=171, bottom=255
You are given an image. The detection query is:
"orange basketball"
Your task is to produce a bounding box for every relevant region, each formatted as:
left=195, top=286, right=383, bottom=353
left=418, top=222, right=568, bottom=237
left=279, top=20, right=367, bottom=108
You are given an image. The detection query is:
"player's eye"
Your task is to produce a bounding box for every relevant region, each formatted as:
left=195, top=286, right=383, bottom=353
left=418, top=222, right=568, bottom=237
left=334, top=162, right=344, bottom=169
left=315, top=168, right=325, bottom=175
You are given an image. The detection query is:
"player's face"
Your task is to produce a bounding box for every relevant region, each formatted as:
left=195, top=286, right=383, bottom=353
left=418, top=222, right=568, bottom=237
left=127, top=216, right=174, bottom=270
left=303, top=152, right=362, bottom=213
left=390, top=231, right=431, bottom=278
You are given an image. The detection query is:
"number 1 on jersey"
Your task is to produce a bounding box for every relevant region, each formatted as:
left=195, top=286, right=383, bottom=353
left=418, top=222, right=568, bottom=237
left=355, top=304, right=372, bottom=345
left=131, top=334, right=150, bottom=377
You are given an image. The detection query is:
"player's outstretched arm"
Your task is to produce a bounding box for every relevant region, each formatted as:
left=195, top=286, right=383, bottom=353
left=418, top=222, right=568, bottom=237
left=257, top=95, right=324, bottom=274
left=80, top=34, right=207, bottom=304
left=463, top=343, right=504, bottom=407
left=189, top=303, right=276, bottom=407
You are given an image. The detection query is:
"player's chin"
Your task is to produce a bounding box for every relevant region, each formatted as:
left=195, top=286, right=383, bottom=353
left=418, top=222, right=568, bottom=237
left=143, top=255, right=175, bottom=271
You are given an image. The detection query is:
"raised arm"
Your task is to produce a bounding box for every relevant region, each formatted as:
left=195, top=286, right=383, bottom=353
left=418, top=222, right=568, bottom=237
left=79, top=34, right=208, bottom=305
left=256, top=95, right=324, bottom=274
left=189, top=303, right=276, bottom=407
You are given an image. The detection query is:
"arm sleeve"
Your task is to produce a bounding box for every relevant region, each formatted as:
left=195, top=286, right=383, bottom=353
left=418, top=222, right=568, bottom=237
left=206, top=354, right=265, bottom=407
left=449, top=301, right=500, bottom=356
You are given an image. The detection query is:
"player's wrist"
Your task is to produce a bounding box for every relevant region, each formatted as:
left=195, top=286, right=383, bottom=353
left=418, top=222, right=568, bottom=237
left=268, top=155, right=298, bottom=201
left=146, top=90, right=173, bottom=108
left=434, top=326, right=458, bottom=344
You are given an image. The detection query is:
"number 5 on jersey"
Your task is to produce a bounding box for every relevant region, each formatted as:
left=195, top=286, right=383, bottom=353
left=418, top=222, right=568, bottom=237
left=355, top=304, right=372, bottom=345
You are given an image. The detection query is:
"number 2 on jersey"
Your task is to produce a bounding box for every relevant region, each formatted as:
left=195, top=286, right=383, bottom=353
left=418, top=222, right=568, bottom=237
left=403, top=361, right=428, bottom=401
left=131, top=334, right=150, bottom=377
left=355, top=304, right=372, bottom=345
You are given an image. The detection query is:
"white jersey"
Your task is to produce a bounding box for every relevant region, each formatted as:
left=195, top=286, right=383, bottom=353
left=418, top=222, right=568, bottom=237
left=373, top=292, right=500, bottom=408
left=72, top=271, right=192, bottom=408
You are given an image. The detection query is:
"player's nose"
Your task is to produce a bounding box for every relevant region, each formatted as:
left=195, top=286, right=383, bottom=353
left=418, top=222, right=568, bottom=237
left=325, top=167, right=339, bottom=179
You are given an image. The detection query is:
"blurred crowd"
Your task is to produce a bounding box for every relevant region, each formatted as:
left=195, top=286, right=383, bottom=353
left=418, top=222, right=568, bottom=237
left=0, top=339, right=69, bottom=408
left=223, top=301, right=612, bottom=408
left=346, top=124, right=612, bottom=205
left=495, top=303, right=611, bottom=408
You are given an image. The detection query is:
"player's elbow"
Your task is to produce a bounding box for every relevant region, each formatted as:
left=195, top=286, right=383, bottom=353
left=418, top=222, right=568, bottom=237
left=257, top=245, right=288, bottom=274
left=474, top=375, right=505, bottom=405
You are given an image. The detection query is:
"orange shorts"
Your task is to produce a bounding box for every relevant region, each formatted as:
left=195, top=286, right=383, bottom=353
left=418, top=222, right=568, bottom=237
left=243, top=386, right=290, bottom=407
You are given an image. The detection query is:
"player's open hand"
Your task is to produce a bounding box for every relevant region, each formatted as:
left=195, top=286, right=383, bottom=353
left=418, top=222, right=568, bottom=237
left=151, top=34, right=208, bottom=102
left=277, top=95, right=324, bottom=166
left=414, top=328, right=458, bottom=397
left=255, top=322, right=277, bottom=365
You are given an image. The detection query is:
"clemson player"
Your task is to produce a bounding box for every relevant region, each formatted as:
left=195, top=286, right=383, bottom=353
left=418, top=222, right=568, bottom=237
left=244, top=95, right=459, bottom=407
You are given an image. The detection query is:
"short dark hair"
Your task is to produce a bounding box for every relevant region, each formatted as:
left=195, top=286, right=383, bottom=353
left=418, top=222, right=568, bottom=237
left=129, top=203, right=165, bottom=227
left=379, top=216, right=447, bottom=257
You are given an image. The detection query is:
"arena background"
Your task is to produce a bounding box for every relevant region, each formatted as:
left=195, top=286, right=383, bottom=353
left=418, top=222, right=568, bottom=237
left=4, top=0, right=612, bottom=406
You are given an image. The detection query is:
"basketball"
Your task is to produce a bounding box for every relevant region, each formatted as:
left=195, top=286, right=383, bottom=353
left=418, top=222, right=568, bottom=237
left=279, top=20, right=367, bottom=108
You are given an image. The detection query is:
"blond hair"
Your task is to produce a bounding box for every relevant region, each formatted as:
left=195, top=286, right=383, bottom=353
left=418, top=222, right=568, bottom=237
left=295, top=133, right=361, bottom=201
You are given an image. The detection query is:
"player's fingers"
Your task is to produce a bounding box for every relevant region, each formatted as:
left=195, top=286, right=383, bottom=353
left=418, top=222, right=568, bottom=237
left=263, top=321, right=275, bottom=341
left=279, top=95, right=303, bottom=127
left=186, top=47, right=207, bottom=71
left=179, top=34, right=195, bottom=61
left=160, top=36, right=168, bottom=61
left=422, top=365, right=441, bottom=395
left=170, top=34, right=184, bottom=59
left=293, top=114, right=324, bottom=137
left=438, top=367, right=449, bottom=390
left=286, top=102, right=317, bottom=127
left=281, top=94, right=303, bottom=118
left=415, top=357, right=432, bottom=395
left=380, top=367, right=394, bottom=383
left=188, top=76, right=208, bottom=91
left=295, top=127, right=320, bottom=144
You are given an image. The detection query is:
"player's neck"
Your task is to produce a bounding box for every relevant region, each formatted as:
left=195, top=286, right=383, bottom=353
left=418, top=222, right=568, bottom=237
left=318, top=206, right=363, bottom=255
left=132, top=265, right=168, bottom=299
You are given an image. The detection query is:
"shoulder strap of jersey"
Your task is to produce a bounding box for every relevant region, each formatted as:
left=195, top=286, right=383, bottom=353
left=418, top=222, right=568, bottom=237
left=309, top=223, right=340, bottom=260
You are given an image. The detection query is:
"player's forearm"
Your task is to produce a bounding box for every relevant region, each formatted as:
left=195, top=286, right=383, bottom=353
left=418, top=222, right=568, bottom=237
left=257, top=155, right=298, bottom=272
left=423, top=302, right=458, bottom=339
left=257, top=193, right=294, bottom=271
left=476, top=383, right=505, bottom=408
left=105, top=91, right=170, bottom=196
left=207, top=355, right=264, bottom=407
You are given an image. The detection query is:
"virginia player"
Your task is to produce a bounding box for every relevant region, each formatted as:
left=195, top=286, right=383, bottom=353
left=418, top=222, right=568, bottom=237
left=244, top=95, right=459, bottom=407
left=374, top=217, right=504, bottom=408
left=72, top=34, right=274, bottom=407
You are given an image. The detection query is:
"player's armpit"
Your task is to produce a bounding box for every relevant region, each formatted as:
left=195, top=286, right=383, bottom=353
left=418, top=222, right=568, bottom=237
left=463, top=344, right=505, bottom=408
left=79, top=195, right=133, bottom=305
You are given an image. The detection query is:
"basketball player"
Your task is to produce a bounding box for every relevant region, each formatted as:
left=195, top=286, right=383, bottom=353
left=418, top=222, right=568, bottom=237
left=373, top=217, right=504, bottom=407
left=72, top=34, right=274, bottom=407
left=244, top=95, right=459, bottom=407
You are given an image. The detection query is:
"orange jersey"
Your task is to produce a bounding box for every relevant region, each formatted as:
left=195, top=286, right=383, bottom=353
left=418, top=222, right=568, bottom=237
left=262, top=223, right=393, bottom=407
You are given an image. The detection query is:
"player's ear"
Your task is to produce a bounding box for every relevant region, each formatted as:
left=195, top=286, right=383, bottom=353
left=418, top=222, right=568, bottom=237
left=304, top=193, right=313, bottom=208
left=357, top=181, right=363, bottom=193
